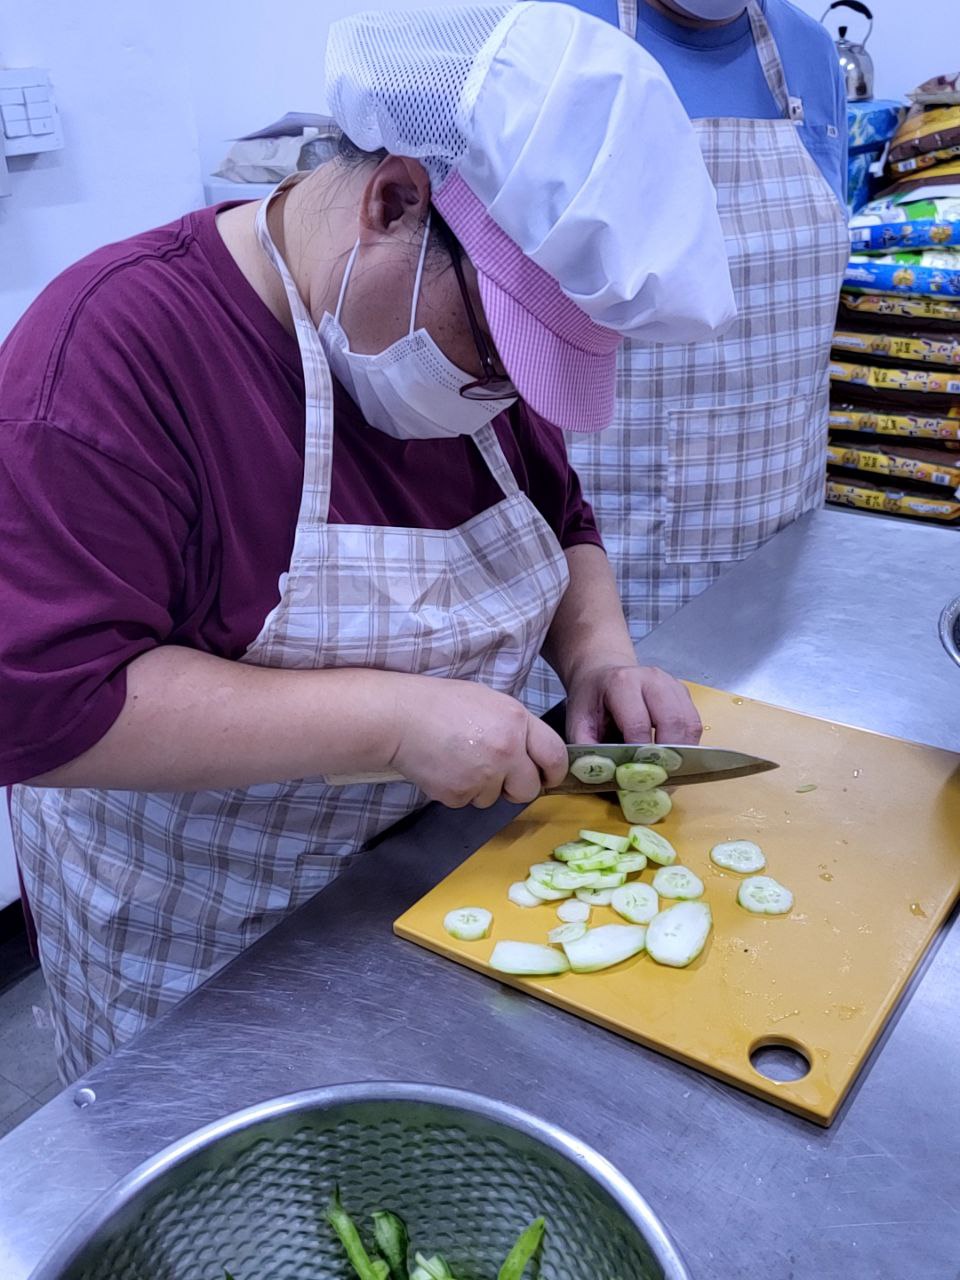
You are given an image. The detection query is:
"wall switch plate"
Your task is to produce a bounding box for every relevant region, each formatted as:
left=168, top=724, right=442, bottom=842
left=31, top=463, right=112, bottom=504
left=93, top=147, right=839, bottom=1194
left=0, top=68, right=63, bottom=157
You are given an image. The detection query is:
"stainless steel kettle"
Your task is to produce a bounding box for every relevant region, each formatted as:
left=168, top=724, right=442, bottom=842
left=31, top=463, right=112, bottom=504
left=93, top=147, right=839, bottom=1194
left=821, top=0, right=875, bottom=101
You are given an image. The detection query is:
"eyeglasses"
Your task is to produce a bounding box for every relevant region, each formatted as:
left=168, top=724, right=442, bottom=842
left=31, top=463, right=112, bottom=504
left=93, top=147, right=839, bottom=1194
left=432, top=214, right=518, bottom=402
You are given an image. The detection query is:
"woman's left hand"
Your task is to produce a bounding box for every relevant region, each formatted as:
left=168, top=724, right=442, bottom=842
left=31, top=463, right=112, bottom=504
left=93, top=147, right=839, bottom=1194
left=565, top=662, right=702, bottom=746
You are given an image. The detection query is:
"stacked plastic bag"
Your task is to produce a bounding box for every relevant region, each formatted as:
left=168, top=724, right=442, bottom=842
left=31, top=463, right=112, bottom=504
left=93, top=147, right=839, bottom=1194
left=827, top=74, right=960, bottom=526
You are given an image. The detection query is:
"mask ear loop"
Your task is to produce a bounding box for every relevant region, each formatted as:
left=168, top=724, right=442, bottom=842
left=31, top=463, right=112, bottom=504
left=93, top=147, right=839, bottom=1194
left=408, top=213, right=433, bottom=335
left=333, top=241, right=362, bottom=324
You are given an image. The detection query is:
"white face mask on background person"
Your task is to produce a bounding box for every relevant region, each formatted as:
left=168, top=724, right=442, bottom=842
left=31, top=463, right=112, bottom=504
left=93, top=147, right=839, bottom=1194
left=659, top=0, right=747, bottom=20
left=318, top=217, right=517, bottom=441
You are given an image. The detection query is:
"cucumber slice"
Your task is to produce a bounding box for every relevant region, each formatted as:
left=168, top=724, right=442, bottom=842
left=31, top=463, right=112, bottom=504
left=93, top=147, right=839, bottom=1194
left=508, top=881, right=542, bottom=908
left=652, top=865, right=704, bottom=900
left=443, top=907, right=493, bottom=941
left=646, top=901, right=712, bottom=968
left=557, top=899, right=591, bottom=924
left=628, top=826, right=677, bottom=864
left=553, top=840, right=603, bottom=863
left=562, top=923, right=647, bottom=973
left=590, top=870, right=628, bottom=889
left=524, top=877, right=572, bottom=902
left=611, top=883, right=659, bottom=925
left=578, top=829, right=631, bottom=855
left=576, top=887, right=614, bottom=906
left=528, top=862, right=596, bottom=891
left=737, top=875, right=794, bottom=915
left=710, top=839, right=766, bottom=873
left=548, top=921, right=588, bottom=945
left=619, top=788, right=672, bottom=825
left=569, top=753, right=617, bottom=784
left=490, top=941, right=570, bottom=975
left=615, top=852, right=648, bottom=874
left=567, top=849, right=621, bottom=873
left=615, top=762, right=668, bottom=792
left=633, top=745, right=683, bottom=774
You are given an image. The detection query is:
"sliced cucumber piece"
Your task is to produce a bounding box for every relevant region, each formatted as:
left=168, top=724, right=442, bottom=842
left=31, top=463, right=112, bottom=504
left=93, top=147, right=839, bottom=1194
left=567, top=849, right=621, bottom=873
left=548, top=921, right=588, bottom=945
left=619, top=788, right=672, bottom=825
left=710, top=839, right=766, bottom=873
left=737, top=875, right=794, bottom=915
left=652, top=865, right=704, bottom=900
left=611, top=883, right=659, bottom=925
left=490, top=941, right=570, bottom=975
left=633, top=745, right=683, bottom=774
left=615, top=852, right=648, bottom=874
left=508, top=881, right=542, bottom=908
left=553, top=868, right=603, bottom=891
left=576, top=887, right=614, bottom=906
left=615, top=762, right=668, bottom=792
left=646, top=901, right=712, bottom=968
left=628, top=827, right=677, bottom=864
left=569, top=753, right=617, bottom=785
left=553, top=840, right=603, bottom=863
left=528, top=862, right=595, bottom=892
left=524, top=876, right=572, bottom=902
left=591, top=870, right=627, bottom=889
left=562, top=923, right=647, bottom=973
left=578, top=829, right=631, bottom=855
left=557, top=899, right=591, bottom=924
left=443, top=907, right=493, bottom=941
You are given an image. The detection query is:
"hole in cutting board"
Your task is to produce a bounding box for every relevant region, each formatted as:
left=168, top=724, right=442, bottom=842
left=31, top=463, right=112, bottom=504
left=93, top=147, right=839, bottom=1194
left=750, top=1039, right=811, bottom=1082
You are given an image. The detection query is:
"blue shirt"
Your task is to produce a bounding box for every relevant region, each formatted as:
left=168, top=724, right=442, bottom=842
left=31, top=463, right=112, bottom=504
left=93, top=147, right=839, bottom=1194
left=560, top=0, right=847, bottom=206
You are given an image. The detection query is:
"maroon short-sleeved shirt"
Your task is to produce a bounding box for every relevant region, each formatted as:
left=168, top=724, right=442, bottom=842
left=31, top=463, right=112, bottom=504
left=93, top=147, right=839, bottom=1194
left=0, top=204, right=601, bottom=785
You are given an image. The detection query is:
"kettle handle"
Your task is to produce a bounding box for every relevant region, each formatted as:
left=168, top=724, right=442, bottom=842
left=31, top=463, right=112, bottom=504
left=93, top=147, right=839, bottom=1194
left=820, top=0, right=873, bottom=42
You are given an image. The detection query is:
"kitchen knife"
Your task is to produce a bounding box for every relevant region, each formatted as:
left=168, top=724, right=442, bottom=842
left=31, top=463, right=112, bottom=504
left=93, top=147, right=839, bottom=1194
left=325, top=745, right=777, bottom=791
left=548, top=744, right=778, bottom=794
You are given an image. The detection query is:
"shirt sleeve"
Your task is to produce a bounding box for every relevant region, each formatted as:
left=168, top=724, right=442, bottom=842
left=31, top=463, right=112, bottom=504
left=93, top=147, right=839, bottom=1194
left=0, top=420, right=189, bottom=784
left=507, top=404, right=604, bottom=552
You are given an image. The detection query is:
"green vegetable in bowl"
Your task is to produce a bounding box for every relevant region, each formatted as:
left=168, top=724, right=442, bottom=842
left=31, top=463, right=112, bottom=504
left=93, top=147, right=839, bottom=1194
left=498, top=1217, right=546, bottom=1279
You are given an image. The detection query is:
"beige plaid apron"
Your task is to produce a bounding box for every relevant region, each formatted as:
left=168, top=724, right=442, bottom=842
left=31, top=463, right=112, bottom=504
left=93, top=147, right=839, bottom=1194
left=13, top=180, right=569, bottom=1081
left=524, top=0, right=848, bottom=715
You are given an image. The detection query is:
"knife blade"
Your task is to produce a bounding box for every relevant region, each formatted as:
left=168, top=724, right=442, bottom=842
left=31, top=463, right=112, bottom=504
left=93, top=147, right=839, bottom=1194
left=546, top=744, right=779, bottom=795
left=325, top=744, right=777, bottom=792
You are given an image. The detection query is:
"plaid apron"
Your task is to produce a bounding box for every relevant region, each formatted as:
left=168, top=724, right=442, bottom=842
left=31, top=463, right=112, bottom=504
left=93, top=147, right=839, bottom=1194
left=523, top=0, right=848, bottom=715
left=12, top=180, right=569, bottom=1081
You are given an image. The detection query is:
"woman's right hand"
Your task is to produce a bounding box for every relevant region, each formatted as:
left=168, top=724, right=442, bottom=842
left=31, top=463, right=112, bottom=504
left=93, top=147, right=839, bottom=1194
left=388, top=676, right=569, bottom=809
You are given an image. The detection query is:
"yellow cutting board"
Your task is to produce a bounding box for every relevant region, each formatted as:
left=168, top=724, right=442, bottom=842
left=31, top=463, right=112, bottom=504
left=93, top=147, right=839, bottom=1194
left=395, top=684, right=960, bottom=1124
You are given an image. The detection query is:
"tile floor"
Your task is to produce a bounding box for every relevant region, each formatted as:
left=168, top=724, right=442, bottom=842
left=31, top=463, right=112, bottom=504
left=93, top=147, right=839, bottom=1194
left=0, top=966, right=60, bottom=1138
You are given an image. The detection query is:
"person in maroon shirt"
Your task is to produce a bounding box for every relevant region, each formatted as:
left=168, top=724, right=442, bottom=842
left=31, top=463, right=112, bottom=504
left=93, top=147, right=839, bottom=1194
left=1, top=5, right=733, bottom=1078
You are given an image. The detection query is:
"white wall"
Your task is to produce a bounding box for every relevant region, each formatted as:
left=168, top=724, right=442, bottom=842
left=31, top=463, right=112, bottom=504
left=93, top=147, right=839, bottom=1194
left=792, top=0, right=957, bottom=104
left=0, top=2, right=203, bottom=339
left=184, top=0, right=465, bottom=182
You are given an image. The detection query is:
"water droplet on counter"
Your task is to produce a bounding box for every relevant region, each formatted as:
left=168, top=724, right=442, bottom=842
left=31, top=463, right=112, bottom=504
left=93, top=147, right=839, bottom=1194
left=819, top=871, right=834, bottom=882
left=852, top=768, right=861, bottom=778
left=909, top=902, right=928, bottom=919
left=838, top=1004, right=862, bottom=1021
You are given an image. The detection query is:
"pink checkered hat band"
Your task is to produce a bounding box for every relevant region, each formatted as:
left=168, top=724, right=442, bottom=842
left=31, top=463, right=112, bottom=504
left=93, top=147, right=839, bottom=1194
left=434, top=172, right=621, bottom=431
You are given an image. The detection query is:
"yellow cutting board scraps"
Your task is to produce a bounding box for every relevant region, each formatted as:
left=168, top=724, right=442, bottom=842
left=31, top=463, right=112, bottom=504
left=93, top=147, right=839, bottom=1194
left=395, top=685, right=960, bottom=1124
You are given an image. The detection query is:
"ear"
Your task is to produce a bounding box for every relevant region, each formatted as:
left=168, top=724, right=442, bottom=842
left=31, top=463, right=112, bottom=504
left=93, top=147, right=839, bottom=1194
left=358, top=155, right=431, bottom=242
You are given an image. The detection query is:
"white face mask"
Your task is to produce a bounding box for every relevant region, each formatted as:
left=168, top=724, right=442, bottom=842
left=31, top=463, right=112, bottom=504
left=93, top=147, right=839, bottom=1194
left=660, top=0, right=747, bottom=19
left=318, top=217, right=517, bottom=441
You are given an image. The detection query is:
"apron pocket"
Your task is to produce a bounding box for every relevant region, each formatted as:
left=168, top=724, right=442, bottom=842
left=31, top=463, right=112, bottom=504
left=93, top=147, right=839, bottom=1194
left=665, top=393, right=824, bottom=565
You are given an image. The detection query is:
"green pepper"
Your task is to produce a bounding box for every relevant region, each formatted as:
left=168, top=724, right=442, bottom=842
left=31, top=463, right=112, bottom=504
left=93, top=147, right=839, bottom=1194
left=498, top=1218, right=546, bottom=1280
left=372, top=1210, right=410, bottom=1280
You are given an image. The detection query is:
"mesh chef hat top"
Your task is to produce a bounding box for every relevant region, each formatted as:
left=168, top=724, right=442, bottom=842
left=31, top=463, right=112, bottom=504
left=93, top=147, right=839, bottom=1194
left=326, top=3, right=735, bottom=431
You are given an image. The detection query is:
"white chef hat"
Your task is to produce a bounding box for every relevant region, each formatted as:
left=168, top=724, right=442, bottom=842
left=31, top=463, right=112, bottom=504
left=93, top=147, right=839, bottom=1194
left=327, top=3, right=735, bottom=431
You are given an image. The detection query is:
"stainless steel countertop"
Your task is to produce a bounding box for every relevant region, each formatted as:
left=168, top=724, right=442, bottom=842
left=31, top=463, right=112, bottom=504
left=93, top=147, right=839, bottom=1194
left=2, top=508, right=959, bottom=1280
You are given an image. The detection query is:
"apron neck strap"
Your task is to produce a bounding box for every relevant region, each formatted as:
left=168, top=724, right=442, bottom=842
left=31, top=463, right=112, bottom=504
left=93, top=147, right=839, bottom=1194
left=472, top=423, right=521, bottom=498
left=255, top=176, right=336, bottom=524
left=614, top=1, right=802, bottom=124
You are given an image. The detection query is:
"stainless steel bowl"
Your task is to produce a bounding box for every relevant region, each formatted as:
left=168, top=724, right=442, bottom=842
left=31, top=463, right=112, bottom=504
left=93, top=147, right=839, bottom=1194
left=30, top=1082, right=689, bottom=1280
left=941, top=596, right=960, bottom=670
